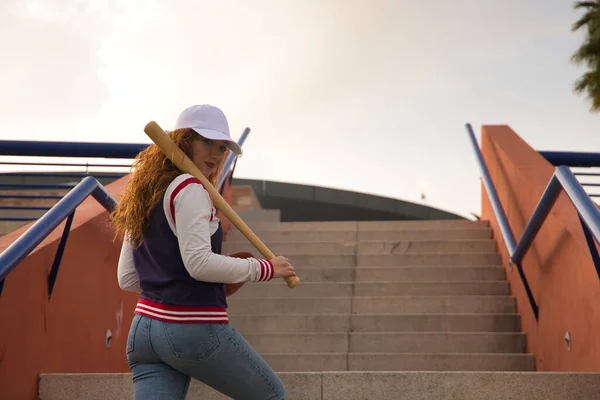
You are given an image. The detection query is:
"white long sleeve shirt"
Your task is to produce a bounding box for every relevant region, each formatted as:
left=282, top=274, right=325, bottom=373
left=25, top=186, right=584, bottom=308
left=117, top=174, right=273, bottom=292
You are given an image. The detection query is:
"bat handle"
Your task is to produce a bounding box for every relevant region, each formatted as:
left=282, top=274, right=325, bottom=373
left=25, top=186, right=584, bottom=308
left=262, top=247, right=300, bottom=288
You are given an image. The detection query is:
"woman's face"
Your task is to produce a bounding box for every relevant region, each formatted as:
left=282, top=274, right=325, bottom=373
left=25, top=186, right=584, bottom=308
left=190, top=136, right=229, bottom=178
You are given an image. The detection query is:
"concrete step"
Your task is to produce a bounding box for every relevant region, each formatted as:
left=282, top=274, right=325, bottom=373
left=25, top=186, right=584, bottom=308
left=319, top=371, right=600, bottom=400
left=242, top=332, right=526, bottom=354
left=347, top=353, right=535, bottom=371
left=348, top=332, right=526, bottom=353
left=38, top=371, right=600, bottom=400
left=226, top=228, right=492, bottom=243
left=0, top=220, right=31, bottom=235
left=358, top=220, right=488, bottom=230
left=227, top=297, right=353, bottom=314
left=274, top=253, right=500, bottom=267
left=358, top=239, right=497, bottom=253
left=235, top=281, right=509, bottom=298
left=351, top=296, right=516, bottom=314
left=356, top=253, right=501, bottom=266
left=223, top=239, right=497, bottom=255
left=354, top=282, right=509, bottom=296
left=0, top=208, right=47, bottom=219
left=229, top=314, right=520, bottom=333
left=259, top=352, right=534, bottom=372
left=358, top=229, right=493, bottom=241
left=235, top=208, right=280, bottom=222
left=254, top=266, right=506, bottom=283
left=354, top=266, right=506, bottom=282
left=227, top=296, right=516, bottom=315
left=231, top=220, right=487, bottom=231
left=227, top=230, right=357, bottom=242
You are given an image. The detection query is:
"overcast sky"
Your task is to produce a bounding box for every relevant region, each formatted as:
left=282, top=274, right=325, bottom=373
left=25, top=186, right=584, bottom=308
left=1, top=0, right=598, bottom=218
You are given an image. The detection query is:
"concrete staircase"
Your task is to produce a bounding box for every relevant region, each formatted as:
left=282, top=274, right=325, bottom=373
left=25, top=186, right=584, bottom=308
left=38, top=220, right=600, bottom=399
left=224, top=220, right=526, bottom=373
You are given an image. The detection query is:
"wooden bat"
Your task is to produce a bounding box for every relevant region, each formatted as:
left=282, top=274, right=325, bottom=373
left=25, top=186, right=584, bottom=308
left=143, top=120, right=300, bottom=289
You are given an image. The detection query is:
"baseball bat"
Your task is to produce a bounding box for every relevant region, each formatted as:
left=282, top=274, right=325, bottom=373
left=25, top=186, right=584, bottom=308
left=143, top=120, right=300, bottom=289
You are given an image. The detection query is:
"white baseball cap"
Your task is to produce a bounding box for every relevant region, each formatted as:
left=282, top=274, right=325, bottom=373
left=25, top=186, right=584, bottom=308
left=173, top=104, right=242, bottom=155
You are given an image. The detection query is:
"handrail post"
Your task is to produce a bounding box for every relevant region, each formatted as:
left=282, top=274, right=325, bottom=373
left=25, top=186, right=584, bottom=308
left=511, top=174, right=562, bottom=265
left=556, top=166, right=600, bottom=241
left=91, top=184, right=118, bottom=211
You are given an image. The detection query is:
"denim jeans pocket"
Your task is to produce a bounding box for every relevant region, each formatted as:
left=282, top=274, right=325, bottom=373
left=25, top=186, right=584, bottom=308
left=162, top=323, right=221, bottom=361
left=126, top=314, right=143, bottom=354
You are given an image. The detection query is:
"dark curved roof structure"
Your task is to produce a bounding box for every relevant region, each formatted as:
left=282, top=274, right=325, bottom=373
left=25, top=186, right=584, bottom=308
left=231, top=178, right=465, bottom=222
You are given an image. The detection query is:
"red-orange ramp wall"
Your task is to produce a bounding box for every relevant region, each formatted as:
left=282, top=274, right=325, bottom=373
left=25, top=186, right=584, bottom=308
left=481, top=125, right=600, bottom=372
left=0, top=176, right=132, bottom=399
left=0, top=173, right=236, bottom=399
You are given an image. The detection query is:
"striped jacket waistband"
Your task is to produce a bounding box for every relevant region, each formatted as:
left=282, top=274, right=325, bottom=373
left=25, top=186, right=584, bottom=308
left=134, top=298, right=228, bottom=324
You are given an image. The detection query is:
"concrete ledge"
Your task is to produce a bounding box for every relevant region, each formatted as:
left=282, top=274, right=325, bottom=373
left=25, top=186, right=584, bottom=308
left=322, top=371, right=600, bottom=400
left=38, top=372, right=322, bottom=400
left=39, top=371, right=600, bottom=400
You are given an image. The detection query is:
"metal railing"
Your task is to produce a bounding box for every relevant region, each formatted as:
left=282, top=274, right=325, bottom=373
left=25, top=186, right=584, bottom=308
left=539, top=150, right=600, bottom=199
left=466, top=123, right=600, bottom=319
left=217, top=128, right=250, bottom=190
left=538, top=151, right=600, bottom=167
left=0, top=129, right=250, bottom=296
left=0, top=176, right=116, bottom=296
left=0, top=131, right=248, bottom=222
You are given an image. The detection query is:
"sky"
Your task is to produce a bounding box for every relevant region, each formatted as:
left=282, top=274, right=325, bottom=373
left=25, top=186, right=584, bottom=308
left=1, top=0, right=599, bottom=219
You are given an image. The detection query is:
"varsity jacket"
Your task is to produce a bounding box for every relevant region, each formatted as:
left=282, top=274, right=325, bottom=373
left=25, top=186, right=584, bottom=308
left=117, top=173, right=274, bottom=323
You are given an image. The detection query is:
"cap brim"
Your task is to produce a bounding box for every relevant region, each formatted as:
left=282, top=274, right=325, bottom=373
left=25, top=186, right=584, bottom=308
left=191, top=128, right=243, bottom=155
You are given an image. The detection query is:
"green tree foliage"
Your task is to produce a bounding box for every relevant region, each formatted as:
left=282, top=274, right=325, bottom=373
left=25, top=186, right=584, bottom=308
left=571, top=1, right=600, bottom=111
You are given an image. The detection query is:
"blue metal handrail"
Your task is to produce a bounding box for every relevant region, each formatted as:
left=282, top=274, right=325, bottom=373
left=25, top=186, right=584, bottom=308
left=575, top=172, right=600, bottom=176
left=0, top=161, right=133, bottom=168
left=0, top=176, right=116, bottom=283
left=466, top=123, right=600, bottom=319
left=0, top=172, right=126, bottom=179
left=539, top=151, right=600, bottom=167
left=465, top=124, right=517, bottom=255
left=0, top=140, right=148, bottom=158
left=0, top=129, right=251, bottom=223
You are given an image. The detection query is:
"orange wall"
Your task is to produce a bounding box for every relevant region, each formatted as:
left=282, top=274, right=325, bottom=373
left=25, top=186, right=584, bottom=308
left=0, top=171, right=239, bottom=399
left=481, top=125, right=600, bottom=372
left=0, top=177, right=138, bottom=400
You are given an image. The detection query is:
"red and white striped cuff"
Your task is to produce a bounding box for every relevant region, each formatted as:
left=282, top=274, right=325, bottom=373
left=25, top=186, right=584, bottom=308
left=134, top=298, right=228, bottom=324
left=256, top=259, right=274, bottom=282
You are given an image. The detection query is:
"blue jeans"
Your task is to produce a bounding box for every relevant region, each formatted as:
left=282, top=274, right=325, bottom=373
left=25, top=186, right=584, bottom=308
left=126, top=314, right=287, bottom=399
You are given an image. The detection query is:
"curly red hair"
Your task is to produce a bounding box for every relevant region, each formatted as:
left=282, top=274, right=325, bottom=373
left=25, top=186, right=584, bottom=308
left=110, top=128, right=227, bottom=247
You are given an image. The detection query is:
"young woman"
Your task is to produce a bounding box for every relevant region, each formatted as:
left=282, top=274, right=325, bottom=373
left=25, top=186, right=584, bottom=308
left=111, top=104, right=296, bottom=400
